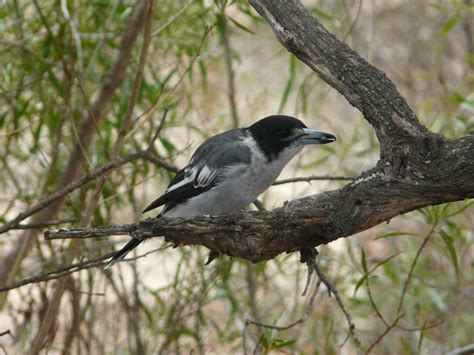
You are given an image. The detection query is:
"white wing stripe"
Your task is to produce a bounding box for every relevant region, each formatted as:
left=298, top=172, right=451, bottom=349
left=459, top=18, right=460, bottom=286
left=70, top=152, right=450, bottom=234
left=194, top=166, right=216, bottom=187
left=166, top=167, right=196, bottom=192
left=166, top=165, right=218, bottom=192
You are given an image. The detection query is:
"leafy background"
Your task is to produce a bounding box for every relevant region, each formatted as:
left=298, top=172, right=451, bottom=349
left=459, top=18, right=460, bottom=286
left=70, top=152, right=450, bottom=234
left=0, top=0, right=472, bottom=353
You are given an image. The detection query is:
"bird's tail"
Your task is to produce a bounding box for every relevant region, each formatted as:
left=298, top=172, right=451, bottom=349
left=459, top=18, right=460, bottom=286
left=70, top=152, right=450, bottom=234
left=104, top=238, right=142, bottom=270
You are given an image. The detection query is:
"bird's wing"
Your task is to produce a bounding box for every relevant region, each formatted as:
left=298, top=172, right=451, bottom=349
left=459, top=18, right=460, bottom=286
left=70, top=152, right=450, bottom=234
left=143, top=130, right=251, bottom=214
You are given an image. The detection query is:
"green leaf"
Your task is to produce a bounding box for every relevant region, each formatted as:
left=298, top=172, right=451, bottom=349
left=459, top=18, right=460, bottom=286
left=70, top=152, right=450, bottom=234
left=216, top=13, right=226, bottom=39
left=439, top=229, right=460, bottom=278
left=375, top=232, right=419, bottom=240
left=447, top=200, right=473, bottom=217
left=272, top=338, right=296, bottom=348
left=277, top=56, right=297, bottom=113
left=372, top=252, right=401, bottom=272
left=198, top=60, right=208, bottom=90
left=228, top=16, right=255, bottom=34
left=361, top=247, right=368, bottom=274
left=353, top=275, right=366, bottom=296
left=417, top=318, right=428, bottom=352
left=440, top=11, right=461, bottom=37
left=448, top=89, right=467, bottom=104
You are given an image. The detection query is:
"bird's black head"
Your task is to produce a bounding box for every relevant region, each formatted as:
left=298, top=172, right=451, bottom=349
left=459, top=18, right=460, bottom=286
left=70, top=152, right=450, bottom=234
left=247, top=115, right=336, bottom=160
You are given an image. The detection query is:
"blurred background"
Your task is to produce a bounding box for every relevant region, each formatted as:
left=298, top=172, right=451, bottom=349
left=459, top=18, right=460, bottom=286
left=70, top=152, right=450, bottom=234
left=0, top=0, right=472, bottom=353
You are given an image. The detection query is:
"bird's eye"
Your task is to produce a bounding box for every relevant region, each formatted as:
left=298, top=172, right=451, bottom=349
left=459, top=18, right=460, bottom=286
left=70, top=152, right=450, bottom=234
left=277, top=130, right=288, bottom=138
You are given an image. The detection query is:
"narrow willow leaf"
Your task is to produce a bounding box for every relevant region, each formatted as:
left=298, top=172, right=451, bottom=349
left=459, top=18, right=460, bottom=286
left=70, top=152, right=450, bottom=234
left=353, top=275, right=366, bottom=296
left=361, top=247, right=368, bottom=274
left=375, top=232, right=419, bottom=240
left=372, top=252, right=401, bottom=272
left=228, top=16, right=255, bottom=34
left=439, top=229, right=460, bottom=278
left=447, top=200, right=473, bottom=217
left=277, top=56, right=297, bottom=113
left=440, top=11, right=461, bottom=37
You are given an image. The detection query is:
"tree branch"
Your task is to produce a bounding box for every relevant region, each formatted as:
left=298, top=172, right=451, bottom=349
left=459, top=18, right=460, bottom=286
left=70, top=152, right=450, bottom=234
left=0, top=246, right=169, bottom=293
left=0, top=150, right=176, bottom=234
left=244, top=271, right=320, bottom=331
left=313, top=261, right=360, bottom=347
left=249, top=0, right=436, bottom=163
left=364, top=313, right=404, bottom=354
left=273, top=175, right=355, bottom=185
left=11, top=219, right=77, bottom=230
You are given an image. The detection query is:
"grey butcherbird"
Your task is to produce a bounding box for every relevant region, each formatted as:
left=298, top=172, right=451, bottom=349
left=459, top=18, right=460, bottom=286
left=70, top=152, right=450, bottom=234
left=104, top=115, right=336, bottom=269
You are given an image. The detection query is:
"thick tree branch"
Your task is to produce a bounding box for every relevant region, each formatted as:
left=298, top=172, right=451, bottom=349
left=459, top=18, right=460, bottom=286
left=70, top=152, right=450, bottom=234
left=46, top=145, right=474, bottom=261
left=249, top=0, right=444, bottom=166
left=45, top=0, right=474, bottom=265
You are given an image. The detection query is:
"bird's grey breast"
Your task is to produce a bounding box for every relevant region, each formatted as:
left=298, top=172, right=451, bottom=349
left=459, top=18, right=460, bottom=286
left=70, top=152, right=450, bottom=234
left=230, top=136, right=303, bottom=199
left=212, top=135, right=303, bottom=212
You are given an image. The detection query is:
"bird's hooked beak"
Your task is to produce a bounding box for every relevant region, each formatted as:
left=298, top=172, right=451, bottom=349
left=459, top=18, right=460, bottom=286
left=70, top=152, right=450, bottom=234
left=298, top=128, right=336, bottom=145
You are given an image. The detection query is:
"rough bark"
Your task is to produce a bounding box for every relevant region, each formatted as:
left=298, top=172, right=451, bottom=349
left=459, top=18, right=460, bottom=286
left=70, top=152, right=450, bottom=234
left=45, top=0, right=474, bottom=263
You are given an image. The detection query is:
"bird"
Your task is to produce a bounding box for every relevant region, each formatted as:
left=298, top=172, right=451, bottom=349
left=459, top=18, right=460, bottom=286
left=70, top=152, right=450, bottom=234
left=104, top=115, right=336, bottom=269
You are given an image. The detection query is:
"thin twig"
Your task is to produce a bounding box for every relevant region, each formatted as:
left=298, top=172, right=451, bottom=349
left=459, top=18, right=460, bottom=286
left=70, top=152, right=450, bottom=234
left=143, top=150, right=179, bottom=173
left=151, top=1, right=192, bottom=38
left=301, top=259, right=314, bottom=297
left=61, top=0, right=83, bottom=72
left=244, top=275, right=321, bottom=331
left=0, top=150, right=176, bottom=234
left=148, top=110, right=169, bottom=151
left=397, top=225, right=435, bottom=313
left=252, top=333, right=265, bottom=355
left=0, top=246, right=169, bottom=293
left=0, top=153, right=140, bottom=234
left=0, top=330, right=12, bottom=338
left=365, top=267, right=389, bottom=327
left=299, top=249, right=317, bottom=297
left=314, top=261, right=361, bottom=348
left=131, top=250, right=145, bottom=353
left=446, top=343, right=474, bottom=355
left=220, top=7, right=239, bottom=129
left=12, top=219, right=77, bottom=230
left=396, top=318, right=444, bottom=332
left=364, top=314, right=403, bottom=355
left=62, top=276, right=81, bottom=352
left=342, top=0, right=363, bottom=41
left=273, top=175, right=355, bottom=185
left=245, top=264, right=264, bottom=344
left=45, top=224, right=136, bottom=240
